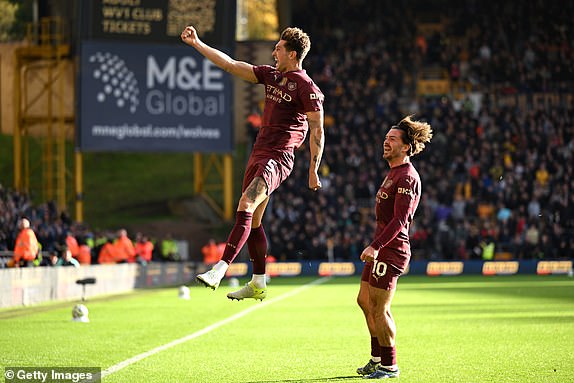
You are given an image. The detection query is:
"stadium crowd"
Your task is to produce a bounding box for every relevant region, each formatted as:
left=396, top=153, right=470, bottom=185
left=0, top=184, right=177, bottom=266
left=262, top=0, right=574, bottom=262
left=1, top=0, right=573, bottom=265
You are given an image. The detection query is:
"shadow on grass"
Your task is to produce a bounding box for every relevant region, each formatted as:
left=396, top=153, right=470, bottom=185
left=243, top=376, right=362, bottom=383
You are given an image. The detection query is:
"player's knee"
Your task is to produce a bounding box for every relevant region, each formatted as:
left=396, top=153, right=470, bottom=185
left=237, top=196, right=259, bottom=212
left=237, top=191, right=267, bottom=213
left=374, top=307, right=392, bottom=323
left=237, top=200, right=255, bottom=212
left=357, top=295, right=369, bottom=311
left=374, top=311, right=387, bottom=325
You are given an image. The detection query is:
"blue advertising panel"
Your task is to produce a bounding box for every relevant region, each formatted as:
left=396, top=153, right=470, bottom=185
left=78, top=41, right=233, bottom=152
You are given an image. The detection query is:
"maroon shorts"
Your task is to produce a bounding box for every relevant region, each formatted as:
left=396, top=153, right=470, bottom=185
left=361, top=259, right=401, bottom=291
left=242, top=151, right=295, bottom=195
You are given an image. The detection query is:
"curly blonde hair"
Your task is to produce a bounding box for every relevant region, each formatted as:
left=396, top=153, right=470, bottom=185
left=394, top=115, right=433, bottom=157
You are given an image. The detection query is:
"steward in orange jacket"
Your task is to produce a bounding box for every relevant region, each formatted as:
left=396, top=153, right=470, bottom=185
left=98, top=239, right=116, bottom=264
left=202, top=239, right=222, bottom=265
left=13, top=218, right=39, bottom=266
left=135, top=236, right=154, bottom=263
left=114, top=229, right=136, bottom=263
left=77, top=243, right=92, bottom=265
left=65, top=233, right=80, bottom=258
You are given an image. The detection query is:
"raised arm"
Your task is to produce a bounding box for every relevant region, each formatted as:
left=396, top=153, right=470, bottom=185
left=307, top=110, right=325, bottom=191
left=181, top=25, right=257, bottom=83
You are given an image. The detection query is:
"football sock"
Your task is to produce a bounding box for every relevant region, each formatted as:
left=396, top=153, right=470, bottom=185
left=248, top=225, right=268, bottom=274
left=251, top=274, right=266, bottom=288
left=221, top=211, right=253, bottom=264
left=212, top=260, right=229, bottom=275
left=371, top=336, right=381, bottom=358
left=380, top=346, right=397, bottom=368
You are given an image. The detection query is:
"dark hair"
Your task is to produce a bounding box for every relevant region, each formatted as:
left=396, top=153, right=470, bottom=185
left=280, top=27, right=311, bottom=61
left=392, top=115, right=433, bottom=156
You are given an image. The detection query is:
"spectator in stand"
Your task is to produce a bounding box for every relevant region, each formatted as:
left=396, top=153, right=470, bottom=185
left=135, top=233, right=154, bottom=264
left=114, top=229, right=136, bottom=263
left=161, top=234, right=179, bottom=262
left=65, top=231, right=80, bottom=259
left=58, top=247, right=80, bottom=268
left=12, top=218, right=39, bottom=268
left=76, top=239, right=92, bottom=265
left=201, top=239, right=222, bottom=265
left=98, top=238, right=116, bottom=264
left=41, top=250, right=60, bottom=267
left=0, top=230, right=8, bottom=251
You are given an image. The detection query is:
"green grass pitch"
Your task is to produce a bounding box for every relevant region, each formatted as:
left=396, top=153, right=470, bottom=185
left=1, top=275, right=573, bottom=382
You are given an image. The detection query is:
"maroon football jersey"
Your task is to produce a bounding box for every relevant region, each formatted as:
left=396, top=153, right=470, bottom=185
left=370, top=162, right=421, bottom=272
left=252, top=65, right=324, bottom=153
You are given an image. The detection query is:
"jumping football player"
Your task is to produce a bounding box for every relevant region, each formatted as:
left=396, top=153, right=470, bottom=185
left=181, top=25, right=325, bottom=300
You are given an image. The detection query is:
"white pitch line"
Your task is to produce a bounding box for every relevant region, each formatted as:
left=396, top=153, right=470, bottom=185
left=101, top=277, right=331, bottom=380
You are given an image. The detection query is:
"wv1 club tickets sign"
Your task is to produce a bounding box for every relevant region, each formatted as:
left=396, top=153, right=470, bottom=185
left=78, top=41, right=233, bottom=152
left=81, top=0, right=234, bottom=47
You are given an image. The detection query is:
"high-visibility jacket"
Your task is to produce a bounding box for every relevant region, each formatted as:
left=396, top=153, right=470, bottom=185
left=161, top=239, right=178, bottom=259
left=77, top=244, right=92, bottom=265
left=201, top=243, right=221, bottom=264
left=114, top=235, right=136, bottom=263
left=66, top=235, right=80, bottom=257
left=98, top=242, right=116, bottom=264
left=135, top=241, right=154, bottom=262
left=13, top=228, right=39, bottom=262
left=481, top=241, right=495, bottom=260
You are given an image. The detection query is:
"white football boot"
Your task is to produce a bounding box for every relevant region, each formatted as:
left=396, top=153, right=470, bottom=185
left=196, top=268, right=225, bottom=290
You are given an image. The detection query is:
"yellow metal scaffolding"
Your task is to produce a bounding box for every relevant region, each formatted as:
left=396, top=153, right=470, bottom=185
left=194, top=153, right=234, bottom=221
left=13, top=17, right=74, bottom=214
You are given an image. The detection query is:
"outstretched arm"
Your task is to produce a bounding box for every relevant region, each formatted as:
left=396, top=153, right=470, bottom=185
left=307, top=110, right=325, bottom=191
left=181, top=25, right=257, bottom=83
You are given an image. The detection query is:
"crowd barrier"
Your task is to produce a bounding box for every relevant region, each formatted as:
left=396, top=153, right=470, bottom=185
left=1, top=260, right=571, bottom=308
left=0, top=264, right=138, bottom=308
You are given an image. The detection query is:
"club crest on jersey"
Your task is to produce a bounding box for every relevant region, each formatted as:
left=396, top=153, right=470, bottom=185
left=382, top=177, right=393, bottom=189
left=288, top=82, right=297, bottom=91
